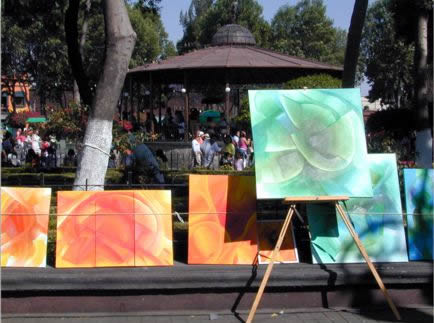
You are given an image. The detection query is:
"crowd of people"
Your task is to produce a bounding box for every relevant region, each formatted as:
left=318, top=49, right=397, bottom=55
left=192, top=129, right=254, bottom=170
left=1, top=125, right=60, bottom=168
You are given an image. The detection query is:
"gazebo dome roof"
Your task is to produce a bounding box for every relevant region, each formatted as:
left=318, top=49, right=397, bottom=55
left=211, top=24, right=256, bottom=46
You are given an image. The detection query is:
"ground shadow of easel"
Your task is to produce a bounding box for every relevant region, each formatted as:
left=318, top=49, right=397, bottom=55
left=245, top=196, right=402, bottom=323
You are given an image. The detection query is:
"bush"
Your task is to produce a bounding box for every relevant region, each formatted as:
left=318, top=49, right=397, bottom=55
left=284, top=74, right=342, bottom=89
left=44, top=103, right=88, bottom=139
left=6, top=111, right=43, bottom=129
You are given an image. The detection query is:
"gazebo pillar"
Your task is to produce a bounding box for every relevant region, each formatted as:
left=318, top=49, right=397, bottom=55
left=225, top=82, right=230, bottom=131
left=183, top=73, right=189, bottom=142
left=149, top=73, right=154, bottom=134
left=158, top=84, right=162, bottom=134
left=129, top=76, right=133, bottom=121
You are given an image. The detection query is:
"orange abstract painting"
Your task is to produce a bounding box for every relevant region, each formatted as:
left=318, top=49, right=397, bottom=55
left=188, top=175, right=258, bottom=265
left=1, top=187, right=51, bottom=267
left=134, top=191, right=173, bottom=266
left=257, top=221, right=298, bottom=264
left=56, top=191, right=96, bottom=268
left=95, top=191, right=135, bottom=267
left=56, top=190, right=173, bottom=268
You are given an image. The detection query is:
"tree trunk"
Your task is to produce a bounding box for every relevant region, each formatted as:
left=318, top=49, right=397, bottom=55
left=342, top=0, right=369, bottom=88
left=73, top=0, right=136, bottom=190
left=414, top=9, right=432, bottom=167
left=72, top=0, right=91, bottom=105
left=65, top=0, right=93, bottom=107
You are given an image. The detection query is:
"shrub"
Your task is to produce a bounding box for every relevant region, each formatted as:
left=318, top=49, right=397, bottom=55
left=284, top=74, right=342, bottom=89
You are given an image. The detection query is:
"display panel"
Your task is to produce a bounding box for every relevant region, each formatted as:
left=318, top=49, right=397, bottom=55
left=257, top=221, right=298, bottom=264
left=403, top=168, right=433, bottom=260
left=56, top=190, right=173, bottom=268
left=249, top=89, right=373, bottom=199
left=308, top=154, right=408, bottom=263
left=1, top=187, right=51, bottom=267
left=188, top=175, right=258, bottom=265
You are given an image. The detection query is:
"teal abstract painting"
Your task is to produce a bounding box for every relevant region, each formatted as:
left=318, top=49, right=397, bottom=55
left=249, top=89, right=373, bottom=199
left=403, top=168, right=433, bottom=260
left=308, top=154, right=408, bottom=264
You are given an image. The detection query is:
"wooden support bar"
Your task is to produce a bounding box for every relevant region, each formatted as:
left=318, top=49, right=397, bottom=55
left=246, top=204, right=296, bottom=323
left=335, top=203, right=401, bottom=321
left=283, top=196, right=349, bottom=204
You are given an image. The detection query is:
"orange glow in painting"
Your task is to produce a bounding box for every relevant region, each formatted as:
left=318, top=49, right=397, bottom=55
left=56, top=190, right=173, bottom=268
left=1, top=187, right=51, bottom=267
left=134, top=191, right=173, bottom=266
left=56, top=191, right=97, bottom=268
left=257, top=221, right=298, bottom=264
left=188, top=175, right=258, bottom=265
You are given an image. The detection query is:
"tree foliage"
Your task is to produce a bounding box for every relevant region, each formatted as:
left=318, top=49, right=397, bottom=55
left=1, top=0, right=174, bottom=111
left=2, top=0, right=73, bottom=108
left=284, top=74, right=342, bottom=89
left=270, top=0, right=346, bottom=66
left=177, top=0, right=270, bottom=53
left=359, top=0, right=415, bottom=107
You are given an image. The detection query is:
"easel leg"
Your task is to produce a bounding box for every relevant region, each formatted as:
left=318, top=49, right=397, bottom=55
left=335, top=203, right=401, bottom=321
left=246, top=204, right=296, bottom=323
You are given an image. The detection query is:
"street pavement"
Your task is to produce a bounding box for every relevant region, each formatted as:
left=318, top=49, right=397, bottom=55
left=2, top=306, right=433, bottom=323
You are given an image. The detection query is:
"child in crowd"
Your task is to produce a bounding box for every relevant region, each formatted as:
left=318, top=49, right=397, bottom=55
left=234, top=151, right=244, bottom=171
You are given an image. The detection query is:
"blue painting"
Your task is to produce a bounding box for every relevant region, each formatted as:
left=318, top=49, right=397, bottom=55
left=308, top=154, right=408, bottom=263
left=403, top=168, right=433, bottom=260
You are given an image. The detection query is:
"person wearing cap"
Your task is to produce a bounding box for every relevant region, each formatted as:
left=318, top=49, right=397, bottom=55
left=192, top=130, right=204, bottom=167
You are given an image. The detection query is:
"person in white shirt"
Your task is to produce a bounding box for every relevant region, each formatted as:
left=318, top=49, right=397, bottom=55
left=192, top=130, right=204, bottom=167
left=29, top=129, right=41, bottom=156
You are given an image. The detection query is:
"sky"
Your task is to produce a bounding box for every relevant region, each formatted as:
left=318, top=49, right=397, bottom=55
left=159, top=0, right=372, bottom=95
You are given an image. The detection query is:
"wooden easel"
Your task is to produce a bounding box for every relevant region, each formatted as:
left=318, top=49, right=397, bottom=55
left=246, top=196, right=401, bottom=323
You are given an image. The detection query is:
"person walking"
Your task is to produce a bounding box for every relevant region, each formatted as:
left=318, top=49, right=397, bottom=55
left=201, top=133, right=221, bottom=169
left=238, top=130, right=248, bottom=167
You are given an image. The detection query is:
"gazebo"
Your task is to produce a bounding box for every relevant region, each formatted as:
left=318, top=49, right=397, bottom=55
left=124, top=24, right=342, bottom=141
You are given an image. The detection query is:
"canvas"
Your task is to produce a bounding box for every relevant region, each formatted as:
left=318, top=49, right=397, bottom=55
left=56, top=190, right=173, bottom=268
left=134, top=190, right=173, bottom=266
left=95, top=191, right=135, bottom=267
left=249, top=88, right=373, bottom=199
left=403, top=168, right=433, bottom=260
left=56, top=191, right=97, bottom=268
left=308, top=154, right=408, bottom=264
left=257, top=221, right=298, bottom=264
left=188, top=175, right=258, bottom=265
left=1, top=187, right=51, bottom=267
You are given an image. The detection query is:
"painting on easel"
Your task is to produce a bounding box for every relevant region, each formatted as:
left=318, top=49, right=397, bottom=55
left=307, top=154, right=408, bottom=264
left=249, top=88, right=373, bottom=199
left=403, top=168, right=433, bottom=260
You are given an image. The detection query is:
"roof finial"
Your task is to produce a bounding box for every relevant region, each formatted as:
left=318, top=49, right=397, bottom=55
left=231, top=1, right=239, bottom=24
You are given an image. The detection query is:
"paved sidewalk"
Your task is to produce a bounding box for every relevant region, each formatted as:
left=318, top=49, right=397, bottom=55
left=2, top=307, right=433, bottom=323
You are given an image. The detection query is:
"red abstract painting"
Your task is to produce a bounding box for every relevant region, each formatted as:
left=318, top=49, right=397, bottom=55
left=1, top=187, right=51, bottom=267
left=56, top=190, right=173, bottom=268
left=188, top=175, right=258, bottom=265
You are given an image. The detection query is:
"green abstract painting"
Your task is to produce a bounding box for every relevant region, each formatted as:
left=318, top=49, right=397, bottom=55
left=307, top=154, right=408, bottom=264
left=249, top=89, right=373, bottom=198
left=403, top=168, right=433, bottom=260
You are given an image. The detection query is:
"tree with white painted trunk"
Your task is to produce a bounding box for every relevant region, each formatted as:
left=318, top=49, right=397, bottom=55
left=67, top=0, right=136, bottom=190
